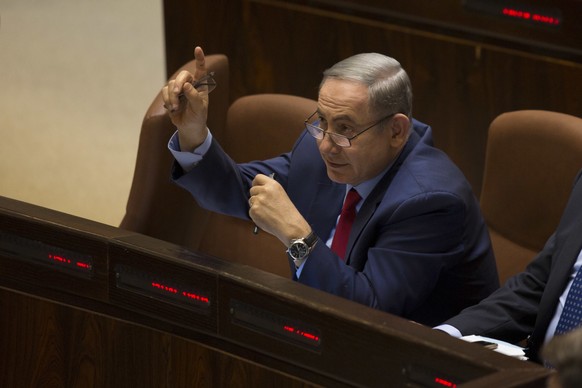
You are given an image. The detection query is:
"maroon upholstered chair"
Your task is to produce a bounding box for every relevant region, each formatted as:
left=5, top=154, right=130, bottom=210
left=120, top=54, right=230, bottom=247
left=121, top=62, right=318, bottom=276
left=480, top=110, right=582, bottom=283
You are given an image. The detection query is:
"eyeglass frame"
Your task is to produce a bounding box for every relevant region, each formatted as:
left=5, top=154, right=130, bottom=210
left=304, top=110, right=398, bottom=148
left=178, top=71, right=217, bottom=98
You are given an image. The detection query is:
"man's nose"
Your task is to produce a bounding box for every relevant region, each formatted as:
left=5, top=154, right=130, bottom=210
left=318, top=133, right=341, bottom=153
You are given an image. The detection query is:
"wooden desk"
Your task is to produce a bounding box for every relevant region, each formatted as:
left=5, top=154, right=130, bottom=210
left=0, top=196, right=551, bottom=387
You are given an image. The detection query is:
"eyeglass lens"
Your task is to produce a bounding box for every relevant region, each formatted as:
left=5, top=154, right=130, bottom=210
left=178, top=71, right=217, bottom=98
left=192, top=71, right=217, bottom=94
left=305, top=120, right=351, bottom=147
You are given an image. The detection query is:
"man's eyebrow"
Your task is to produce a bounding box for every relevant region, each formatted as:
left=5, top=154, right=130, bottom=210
left=317, top=111, right=357, bottom=123
left=334, top=114, right=356, bottom=122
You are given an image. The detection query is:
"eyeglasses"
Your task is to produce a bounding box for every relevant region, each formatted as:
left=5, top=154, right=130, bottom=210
left=304, top=111, right=397, bottom=148
left=179, top=71, right=217, bottom=98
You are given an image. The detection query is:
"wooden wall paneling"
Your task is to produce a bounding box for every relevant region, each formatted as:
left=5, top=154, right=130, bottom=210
left=0, top=290, right=106, bottom=387
left=162, top=0, right=242, bottom=78
left=284, top=0, right=582, bottom=60
left=0, top=289, right=319, bottom=388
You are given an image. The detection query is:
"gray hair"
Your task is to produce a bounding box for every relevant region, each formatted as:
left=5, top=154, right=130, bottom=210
left=320, top=53, right=413, bottom=119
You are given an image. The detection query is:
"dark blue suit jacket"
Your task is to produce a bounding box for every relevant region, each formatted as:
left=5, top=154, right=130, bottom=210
left=445, top=170, right=582, bottom=361
left=173, top=119, right=498, bottom=326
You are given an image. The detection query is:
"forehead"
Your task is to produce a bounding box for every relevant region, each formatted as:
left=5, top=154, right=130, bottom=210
left=318, top=79, right=371, bottom=121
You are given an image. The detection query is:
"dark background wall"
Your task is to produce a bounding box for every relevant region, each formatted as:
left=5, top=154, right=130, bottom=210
left=163, top=0, right=582, bottom=193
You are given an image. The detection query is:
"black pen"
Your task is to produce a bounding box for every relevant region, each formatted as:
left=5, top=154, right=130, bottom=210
left=253, top=173, right=276, bottom=234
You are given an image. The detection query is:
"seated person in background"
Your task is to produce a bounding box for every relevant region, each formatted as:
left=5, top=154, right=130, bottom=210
left=437, top=169, right=582, bottom=362
left=542, top=326, right=582, bottom=388
left=162, top=46, right=498, bottom=326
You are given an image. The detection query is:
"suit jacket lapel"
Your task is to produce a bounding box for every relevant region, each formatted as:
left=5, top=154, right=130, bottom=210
left=309, top=175, right=344, bottom=243
left=527, top=175, right=582, bottom=360
left=344, top=131, right=420, bottom=265
left=529, top=215, right=582, bottom=357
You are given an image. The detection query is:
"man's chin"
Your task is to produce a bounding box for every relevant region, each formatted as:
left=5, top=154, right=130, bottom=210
left=326, top=170, right=349, bottom=185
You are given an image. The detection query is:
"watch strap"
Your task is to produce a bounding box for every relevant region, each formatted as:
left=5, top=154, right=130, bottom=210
left=302, top=230, right=317, bottom=248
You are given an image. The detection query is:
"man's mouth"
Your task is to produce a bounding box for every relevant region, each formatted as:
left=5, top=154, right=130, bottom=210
left=326, top=160, right=347, bottom=169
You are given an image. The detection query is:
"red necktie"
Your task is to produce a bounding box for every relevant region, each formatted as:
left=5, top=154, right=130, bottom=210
left=331, top=188, right=361, bottom=260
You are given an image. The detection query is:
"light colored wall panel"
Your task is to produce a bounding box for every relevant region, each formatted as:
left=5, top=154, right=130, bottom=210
left=0, top=0, right=165, bottom=226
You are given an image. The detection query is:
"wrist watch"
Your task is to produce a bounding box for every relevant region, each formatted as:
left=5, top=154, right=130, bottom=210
left=287, top=231, right=318, bottom=268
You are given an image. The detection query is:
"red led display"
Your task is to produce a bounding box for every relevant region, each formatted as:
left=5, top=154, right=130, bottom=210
left=0, top=230, right=95, bottom=278
left=115, top=264, right=213, bottom=311
left=405, top=365, right=462, bottom=387
left=230, top=300, right=322, bottom=349
left=182, top=290, right=210, bottom=304
left=435, top=377, right=457, bottom=387
left=283, top=325, right=320, bottom=343
left=76, top=262, right=92, bottom=270
left=48, top=253, right=93, bottom=272
left=502, top=7, right=561, bottom=25
left=151, top=281, right=210, bottom=305
left=49, top=254, right=70, bottom=264
left=464, top=0, right=563, bottom=29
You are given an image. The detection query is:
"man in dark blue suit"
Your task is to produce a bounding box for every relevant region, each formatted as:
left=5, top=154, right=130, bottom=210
left=438, top=170, right=582, bottom=363
left=162, top=46, right=498, bottom=326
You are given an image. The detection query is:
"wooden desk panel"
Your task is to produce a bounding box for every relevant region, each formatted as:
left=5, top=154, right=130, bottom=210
left=0, top=289, right=317, bottom=388
left=0, top=196, right=551, bottom=387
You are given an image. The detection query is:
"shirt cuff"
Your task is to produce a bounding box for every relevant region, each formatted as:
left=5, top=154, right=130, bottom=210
left=433, top=324, right=462, bottom=338
left=168, top=129, right=213, bottom=172
left=295, top=259, right=307, bottom=278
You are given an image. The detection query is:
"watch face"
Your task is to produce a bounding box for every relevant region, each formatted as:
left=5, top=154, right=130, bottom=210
left=289, top=241, right=308, bottom=260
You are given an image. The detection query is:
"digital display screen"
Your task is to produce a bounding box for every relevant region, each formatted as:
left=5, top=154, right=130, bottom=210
left=405, top=364, right=463, bottom=387
left=464, top=0, right=563, bottom=27
left=0, top=231, right=94, bottom=278
left=115, top=264, right=211, bottom=311
left=230, top=299, right=321, bottom=349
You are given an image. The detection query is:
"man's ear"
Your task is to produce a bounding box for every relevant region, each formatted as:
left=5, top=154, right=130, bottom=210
left=389, top=114, right=411, bottom=147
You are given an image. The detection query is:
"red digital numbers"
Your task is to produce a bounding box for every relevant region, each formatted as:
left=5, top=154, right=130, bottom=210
left=283, top=325, right=320, bottom=343
left=435, top=377, right=457, bottom=387
left=151, top=282, right=210, bottom=305
left=502, top=7, right=561, bottom=25
left=48, top=253, right=92, bottom=271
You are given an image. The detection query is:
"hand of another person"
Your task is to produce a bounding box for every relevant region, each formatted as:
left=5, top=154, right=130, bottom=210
left=249, top=174, right=312, bottom=246
left=161, top=46, right=209, bottom=151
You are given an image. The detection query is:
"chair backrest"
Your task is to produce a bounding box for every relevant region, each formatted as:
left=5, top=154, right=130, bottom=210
left=120, top=54, right=230, bottom=247
left=122, top=79, right=318, bottom=277
left=480, top=110, right=582, bottom=283
left=198, top=94, right=318, bottom=276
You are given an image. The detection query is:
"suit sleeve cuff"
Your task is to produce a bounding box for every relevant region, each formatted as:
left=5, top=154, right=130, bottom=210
left=168, top=129, right=213, bottom=172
